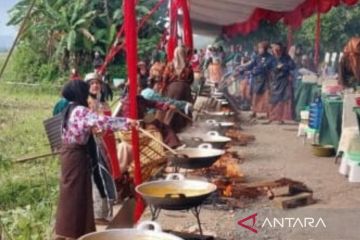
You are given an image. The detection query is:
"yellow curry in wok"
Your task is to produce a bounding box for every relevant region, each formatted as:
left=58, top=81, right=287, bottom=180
left=137, top=184, right=213, bottom=198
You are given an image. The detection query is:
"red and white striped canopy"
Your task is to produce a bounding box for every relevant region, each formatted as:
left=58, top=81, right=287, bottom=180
left=188, top=0, right=358, bottom=36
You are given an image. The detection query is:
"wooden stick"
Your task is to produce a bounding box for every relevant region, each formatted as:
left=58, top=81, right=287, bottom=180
left=173, top=109, right=193, bottom=122
left=0, top=0, right=36, bottom=80
left=15, top=151, right=59, bottom=163
left=138, top=127, right=177, bottom=155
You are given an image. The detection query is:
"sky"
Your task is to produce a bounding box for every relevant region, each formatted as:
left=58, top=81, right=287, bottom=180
left=0, top=0, right=18, bottom=36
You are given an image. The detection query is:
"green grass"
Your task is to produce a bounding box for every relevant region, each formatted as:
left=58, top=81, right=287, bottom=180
left=0, top=85, right=60, bottom=239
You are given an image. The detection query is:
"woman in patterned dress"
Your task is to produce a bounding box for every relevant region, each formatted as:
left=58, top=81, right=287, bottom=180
left=54, top=80, right=135, bottom=240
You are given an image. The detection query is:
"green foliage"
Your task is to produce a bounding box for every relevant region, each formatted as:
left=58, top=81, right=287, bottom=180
left=223, top=4, right=360, bottom=56
left=5, top=42, right=42, bottom=82
left=224, top=21, right=287, bottom=50
left=0, top=86, right=59, bottom=239
left=138, top=34, right=161, bottom=60
left=5, top=0, right=166, bottom=83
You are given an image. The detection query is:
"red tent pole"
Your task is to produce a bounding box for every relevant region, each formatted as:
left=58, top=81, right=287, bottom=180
left=179, top=0, right=193, bottom=50
left=167, top=0, right=179, bottom=61
left=314, top=10, right=321, bottom=68
left=124, top=0, right=144, bottom=221
left=287, top=26, right=293, bottom=51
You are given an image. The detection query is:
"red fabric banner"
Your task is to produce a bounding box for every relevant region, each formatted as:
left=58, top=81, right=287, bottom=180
left=287, top=26, right=293, bottom=51
left=124, top=0, right=144, bottom=222
left=314, top=10, right=321, bottom=68
left=223, top=0, right=358, bottom=37
left=99, top=0, right=166, bottom=75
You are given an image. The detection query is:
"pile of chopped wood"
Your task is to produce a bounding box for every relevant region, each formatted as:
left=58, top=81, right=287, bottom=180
left=267, top=180, right=315, bottom=209
left=213, top=177, right=314, bottom=204
left=225, top=129, right=255, bottom=146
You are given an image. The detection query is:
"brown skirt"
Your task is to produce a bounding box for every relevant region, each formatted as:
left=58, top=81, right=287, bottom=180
left=165, top=81, right=193, bottom=133
left=148, top=120, right=181, bottom=148
left=239, top=80, right=251, bottom=101
left=252, top=90, right=269, bottom=114
left=269, top=100, right=293, bottom=121
left=55, top=144, right=95, bottom=239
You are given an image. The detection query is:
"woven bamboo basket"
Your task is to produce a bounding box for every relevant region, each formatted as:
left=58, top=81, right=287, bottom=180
left=115, top=129, right=167, bottom=181
left=115, top=129, right=157, bottom=146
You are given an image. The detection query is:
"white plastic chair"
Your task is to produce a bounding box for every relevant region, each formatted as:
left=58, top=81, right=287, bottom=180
left=297, top=110, right=309, bottom=137
left=338, top=92, right=360, bottom=182
left=337, top=92, right=360, bottom=157
left=339, top=151, right=360, bottom=183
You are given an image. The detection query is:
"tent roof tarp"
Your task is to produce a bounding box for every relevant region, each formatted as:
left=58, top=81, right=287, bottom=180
left=188, top=0, right=358, bottom=36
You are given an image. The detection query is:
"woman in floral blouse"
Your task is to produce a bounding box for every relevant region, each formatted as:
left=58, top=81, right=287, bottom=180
left=54, top=80, right=135, bottom=240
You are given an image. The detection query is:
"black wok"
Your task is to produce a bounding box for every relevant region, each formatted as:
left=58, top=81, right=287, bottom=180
left=170, top=143, right=225, bottom=169
left=179, top=131, right=231, bottom=149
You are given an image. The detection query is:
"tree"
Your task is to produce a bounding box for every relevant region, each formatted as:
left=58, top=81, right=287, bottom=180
left=7, top=0, right=167, bottom=82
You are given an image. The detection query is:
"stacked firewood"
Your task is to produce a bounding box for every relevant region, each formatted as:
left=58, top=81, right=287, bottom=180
left=213, top=178, right=263, bottom=199
left=214, top=178, right=313, bottom=201
left=225, top=129, right=255, bottom=146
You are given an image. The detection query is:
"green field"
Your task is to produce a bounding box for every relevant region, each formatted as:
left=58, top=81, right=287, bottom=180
left=0, top=83, right=60, bottom=239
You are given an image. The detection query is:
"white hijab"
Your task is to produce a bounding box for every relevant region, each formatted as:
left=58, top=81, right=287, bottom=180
left=173, top=46, right=187, bottom=76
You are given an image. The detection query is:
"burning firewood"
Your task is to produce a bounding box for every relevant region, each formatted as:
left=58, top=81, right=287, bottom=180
left=214, top=153, right=245, bottom=179
left=213, top=179, right=263, bottom=199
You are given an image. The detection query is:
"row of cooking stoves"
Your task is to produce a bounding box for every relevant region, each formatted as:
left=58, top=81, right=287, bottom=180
left=80, top=94, right=235, bottom=240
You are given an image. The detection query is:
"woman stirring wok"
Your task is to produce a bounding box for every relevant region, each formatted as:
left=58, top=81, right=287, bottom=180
left=54, top=80, right=137, bottom=240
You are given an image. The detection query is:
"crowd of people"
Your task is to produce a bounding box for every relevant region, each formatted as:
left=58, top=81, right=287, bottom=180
left=52, top=39, right=317, bottom=239
left=52, top=45, right=197, bottom=239
left=192, top=41, right=308, bottom=125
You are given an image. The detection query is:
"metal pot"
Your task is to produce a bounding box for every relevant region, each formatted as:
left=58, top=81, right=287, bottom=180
left=213, top=92, right=224, bottom=98
left=136, top=174, right=217, bottom=210
left=201, top=131, right=231, bottom=149
left=203, top=110, right=234, bottom=116
left=179, top=131, right=231, bottom=149
left=78, top=221, right=183, bottom=240
left=170, top=143, right=225, bottom=169
left=220, top=100, right=229, bottom=106
left=205, top=119, right=234, bottom=128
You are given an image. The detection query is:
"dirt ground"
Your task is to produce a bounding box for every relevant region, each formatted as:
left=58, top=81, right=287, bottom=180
left=139, top=113, right=360, bottom=240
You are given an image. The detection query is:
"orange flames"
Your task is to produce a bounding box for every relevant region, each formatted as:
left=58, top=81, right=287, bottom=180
left=215, top=153, right=244, bottom=179
left=223, top=184, right=233, bottom=197
left=211, top=153, right=245, bottom=198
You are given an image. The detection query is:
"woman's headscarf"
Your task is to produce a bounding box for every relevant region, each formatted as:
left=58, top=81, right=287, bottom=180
left=342, top=37, right=360, bottom=82
left=173, top=46, right=187, bottom=76
left=258, top=41, right=270, bottom=51
left=62, top=80, right=89, bottom=107
left=288, top=45, right=296, bottom=60
left=271, top=42, right=285, bottom=58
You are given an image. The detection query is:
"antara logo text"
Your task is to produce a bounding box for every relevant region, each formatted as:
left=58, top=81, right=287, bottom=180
left=237, top=213, right=327, bottom=234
